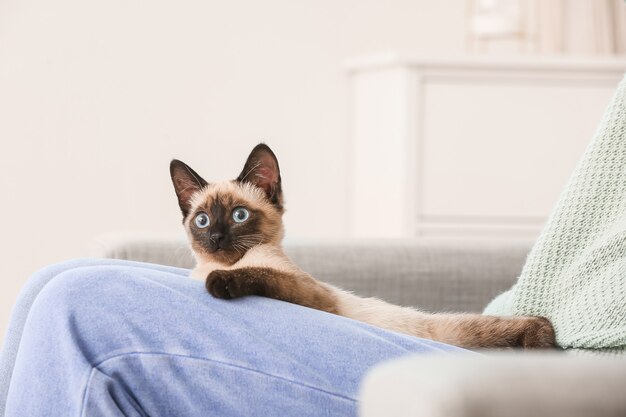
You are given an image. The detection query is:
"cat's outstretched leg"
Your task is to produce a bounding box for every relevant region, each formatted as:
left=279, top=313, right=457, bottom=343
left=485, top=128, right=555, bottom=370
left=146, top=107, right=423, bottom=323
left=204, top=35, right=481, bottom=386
left=331, top=290, right=556, bottom=349
left=206, top=268, right=556, bottom=349
left=206, top=267, right=339, bottom=314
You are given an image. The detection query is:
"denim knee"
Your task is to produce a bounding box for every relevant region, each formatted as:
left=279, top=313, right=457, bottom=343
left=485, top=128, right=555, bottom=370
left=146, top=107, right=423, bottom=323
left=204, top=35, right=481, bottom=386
left=26, top=265, right=114, bottom=329
left=23, top=263, right=194, bottom=366
left=23, top=265, right=146, bottom=362
left=25, top=260, right=187, bottom=328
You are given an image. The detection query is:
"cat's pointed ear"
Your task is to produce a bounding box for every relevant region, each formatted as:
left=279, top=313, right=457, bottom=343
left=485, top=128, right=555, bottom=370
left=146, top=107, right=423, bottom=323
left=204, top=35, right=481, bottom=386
left=237, top=143, right=283, bottom=209
left=170, top=159, right=208, bottom=217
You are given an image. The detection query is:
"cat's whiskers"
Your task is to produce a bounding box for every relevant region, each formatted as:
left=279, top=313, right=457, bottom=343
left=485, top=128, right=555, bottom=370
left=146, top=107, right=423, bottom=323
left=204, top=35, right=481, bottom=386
left=236, top=234, right=264, bottom=250
left=231, top=243, right=245, bottom=257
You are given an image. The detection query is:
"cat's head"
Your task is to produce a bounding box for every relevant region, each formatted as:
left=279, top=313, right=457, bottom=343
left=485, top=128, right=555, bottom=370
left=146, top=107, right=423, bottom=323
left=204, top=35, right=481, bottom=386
left=170, top=143, right=284, bottom=265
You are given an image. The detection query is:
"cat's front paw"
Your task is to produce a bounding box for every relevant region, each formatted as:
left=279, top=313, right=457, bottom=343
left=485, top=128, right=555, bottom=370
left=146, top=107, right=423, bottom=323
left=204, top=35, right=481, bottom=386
left=521, top=317, right=557, bottom=349
left=206, top=270, right=259, bottom=300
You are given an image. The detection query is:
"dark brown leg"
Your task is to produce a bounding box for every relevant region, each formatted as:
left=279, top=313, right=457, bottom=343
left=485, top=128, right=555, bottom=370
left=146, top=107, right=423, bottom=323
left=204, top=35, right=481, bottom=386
left=206, top=267, right=338, bottom=314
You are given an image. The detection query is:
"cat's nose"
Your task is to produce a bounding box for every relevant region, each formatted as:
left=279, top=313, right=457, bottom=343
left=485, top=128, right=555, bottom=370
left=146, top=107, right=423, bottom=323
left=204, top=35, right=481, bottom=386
left=210, top=232, right=224, bottom=245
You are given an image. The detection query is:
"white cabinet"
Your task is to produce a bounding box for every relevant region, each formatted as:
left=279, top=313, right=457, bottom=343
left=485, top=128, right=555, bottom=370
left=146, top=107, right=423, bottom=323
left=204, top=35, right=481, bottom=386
left=347, top=55, right=626, bottom=239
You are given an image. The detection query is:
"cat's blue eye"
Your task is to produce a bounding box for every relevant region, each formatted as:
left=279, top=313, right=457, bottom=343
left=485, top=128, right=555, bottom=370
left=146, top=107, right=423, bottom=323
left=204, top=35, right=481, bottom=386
left=194, top=212, right=210, bottom=228
left=232, top=207, right=250, bottom=223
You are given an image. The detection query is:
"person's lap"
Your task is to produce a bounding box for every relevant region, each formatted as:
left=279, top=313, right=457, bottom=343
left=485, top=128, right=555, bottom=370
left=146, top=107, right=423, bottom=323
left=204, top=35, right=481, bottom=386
left=1, top=259, right=466, bottom=417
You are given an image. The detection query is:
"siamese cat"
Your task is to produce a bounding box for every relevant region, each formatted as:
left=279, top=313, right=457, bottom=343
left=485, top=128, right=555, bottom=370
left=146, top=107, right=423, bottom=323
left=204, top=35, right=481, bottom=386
left=170, top=144, right=555, bottom=349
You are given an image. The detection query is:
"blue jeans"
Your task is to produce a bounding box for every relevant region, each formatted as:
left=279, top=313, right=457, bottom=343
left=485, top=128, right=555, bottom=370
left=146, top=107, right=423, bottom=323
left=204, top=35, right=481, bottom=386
left=1, top=259, right=464, bottom=416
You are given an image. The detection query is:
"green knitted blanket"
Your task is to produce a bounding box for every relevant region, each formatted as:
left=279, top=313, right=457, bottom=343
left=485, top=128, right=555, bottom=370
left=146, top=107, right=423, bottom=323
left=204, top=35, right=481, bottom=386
left=484, top=75, right=626, bottom=355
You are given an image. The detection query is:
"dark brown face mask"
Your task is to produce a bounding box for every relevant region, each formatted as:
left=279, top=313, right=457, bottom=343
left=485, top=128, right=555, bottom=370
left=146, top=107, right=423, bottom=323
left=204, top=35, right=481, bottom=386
left=170, top=143, right=284, bottom=265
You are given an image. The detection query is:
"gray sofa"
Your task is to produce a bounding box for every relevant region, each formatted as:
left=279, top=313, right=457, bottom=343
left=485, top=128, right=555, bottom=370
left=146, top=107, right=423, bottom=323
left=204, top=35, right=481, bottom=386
left=93, top=234, right=626, bottom=417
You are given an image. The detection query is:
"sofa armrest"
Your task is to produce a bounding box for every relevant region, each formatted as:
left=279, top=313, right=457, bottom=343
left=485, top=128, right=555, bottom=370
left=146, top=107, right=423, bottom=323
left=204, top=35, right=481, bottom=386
left=359, top=353, right=626, bottom=417
left=92, top=234, right=532, bottom=313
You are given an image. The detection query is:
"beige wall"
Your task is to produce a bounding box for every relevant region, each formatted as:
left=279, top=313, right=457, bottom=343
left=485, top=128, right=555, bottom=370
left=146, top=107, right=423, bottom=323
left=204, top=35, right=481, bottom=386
left=0, top=1, right=466, bottom=337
